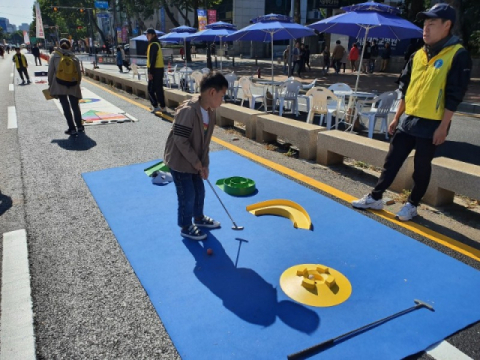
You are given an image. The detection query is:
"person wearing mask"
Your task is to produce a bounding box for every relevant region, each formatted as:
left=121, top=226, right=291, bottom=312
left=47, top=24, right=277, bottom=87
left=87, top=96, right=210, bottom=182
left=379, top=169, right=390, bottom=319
left=48, top=38, right=83, bottom=136
left=352, top=4, right=471, bottom=222
left=12, top=47, right=31, bottom=85
left=146, top=28, right=166, bottom=113
left=331, top=40, right=345, bottom=75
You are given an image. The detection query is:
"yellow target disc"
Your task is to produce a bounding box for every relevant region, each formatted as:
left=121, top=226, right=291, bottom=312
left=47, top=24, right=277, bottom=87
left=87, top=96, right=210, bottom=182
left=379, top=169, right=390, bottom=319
left=280, top=264, right=352, bottom=307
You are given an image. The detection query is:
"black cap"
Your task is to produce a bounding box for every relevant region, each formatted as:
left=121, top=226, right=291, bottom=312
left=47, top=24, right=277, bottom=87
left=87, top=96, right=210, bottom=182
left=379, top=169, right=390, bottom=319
left=417, top=3, right=456, bottom=25
left=146, top=28, right=156, bottom=35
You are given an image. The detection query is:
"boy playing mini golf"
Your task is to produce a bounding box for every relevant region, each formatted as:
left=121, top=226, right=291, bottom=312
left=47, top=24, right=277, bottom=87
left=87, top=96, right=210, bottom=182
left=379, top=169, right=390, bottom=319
left=164, top=71, right=228, bottom=240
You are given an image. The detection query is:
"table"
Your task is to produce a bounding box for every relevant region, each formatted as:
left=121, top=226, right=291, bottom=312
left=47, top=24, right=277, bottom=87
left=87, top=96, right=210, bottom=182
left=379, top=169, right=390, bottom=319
left=331, top=91, right=377, bottom=131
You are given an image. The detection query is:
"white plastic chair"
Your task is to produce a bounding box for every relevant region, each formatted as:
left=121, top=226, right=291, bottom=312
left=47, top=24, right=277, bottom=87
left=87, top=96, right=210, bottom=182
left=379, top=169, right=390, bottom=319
left=190, top=71, right=204, bottom=93
left=328, top=83, right=353, bottom=127
left=131, top=63, right=140, bottom=80
left=167, top=65, right=178, bottom=88
left=224, top=72, right=239, bottom=101
left=305, top=87, right=340, bottom=128
left=238, top=76, right=266, bottom=111
left=358, top=91, right=397, bottom=139
left=276, top=79, right=302, bottom=117
left=302, top=78, right=318, bottom=90
left=179, top=66, right=194, bottom=92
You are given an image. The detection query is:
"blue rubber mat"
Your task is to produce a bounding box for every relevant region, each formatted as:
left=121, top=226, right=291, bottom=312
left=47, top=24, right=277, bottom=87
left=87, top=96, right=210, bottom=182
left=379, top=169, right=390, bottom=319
left=83, top=150, right=480, bottom=360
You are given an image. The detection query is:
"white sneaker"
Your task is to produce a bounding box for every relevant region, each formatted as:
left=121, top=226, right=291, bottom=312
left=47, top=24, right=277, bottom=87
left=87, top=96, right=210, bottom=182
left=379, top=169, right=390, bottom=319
left=150, top=107, right=161, bottom=113
left=396, top=202, right=417, bottom=221
left=352, top=194, right=384, bottom=210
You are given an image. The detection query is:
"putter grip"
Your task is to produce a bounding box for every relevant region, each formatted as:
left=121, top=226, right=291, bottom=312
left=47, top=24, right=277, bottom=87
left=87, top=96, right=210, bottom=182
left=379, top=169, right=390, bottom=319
left=287, top=339, right=334, bottom=359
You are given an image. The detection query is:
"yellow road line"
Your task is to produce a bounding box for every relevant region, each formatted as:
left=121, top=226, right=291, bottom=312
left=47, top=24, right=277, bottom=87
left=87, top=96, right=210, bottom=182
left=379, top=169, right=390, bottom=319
left=83, top=78, right=480, bottom=263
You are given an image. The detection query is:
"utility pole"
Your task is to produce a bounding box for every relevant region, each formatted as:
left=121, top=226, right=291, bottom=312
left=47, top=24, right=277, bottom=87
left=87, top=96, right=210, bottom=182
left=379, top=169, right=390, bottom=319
left=88, top=9, right=99, bottom=68
left=204, top=0, right=212, bottom=69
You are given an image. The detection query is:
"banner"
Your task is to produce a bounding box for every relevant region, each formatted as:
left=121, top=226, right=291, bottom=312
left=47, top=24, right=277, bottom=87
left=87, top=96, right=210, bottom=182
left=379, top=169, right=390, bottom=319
left=23, top=30, right=31, bottom=45
left=197, top=9, right=207, bottom=31
left=207, top=10, right=216, bottom=24
left=117, top=27, right=122, bottom=44
left=121, top=26, right=128, bottom=43
left=35, top=2, right=45, bottom=39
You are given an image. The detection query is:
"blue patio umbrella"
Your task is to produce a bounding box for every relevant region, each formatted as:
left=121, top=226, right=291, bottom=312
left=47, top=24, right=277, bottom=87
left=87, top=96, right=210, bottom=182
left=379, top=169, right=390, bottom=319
left=226, top=14, right=315, bottom=82
left=308, top=1, right=423, bottom=92
left=159, top=26, right=197, bottom=64
left=187, top=21, right=237, bottom=70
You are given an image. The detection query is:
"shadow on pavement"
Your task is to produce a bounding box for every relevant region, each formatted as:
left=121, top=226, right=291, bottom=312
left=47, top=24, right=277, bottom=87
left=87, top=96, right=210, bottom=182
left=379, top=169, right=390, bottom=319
left=51, top=133, right=97, bottom=151
left=0, top=191, right=13, bottom=217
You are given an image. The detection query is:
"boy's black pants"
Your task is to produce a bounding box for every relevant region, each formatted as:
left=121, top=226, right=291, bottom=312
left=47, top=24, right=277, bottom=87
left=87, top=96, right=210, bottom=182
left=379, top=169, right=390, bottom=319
left=17, top=67, right=30, bottom=81
left=371, top=130, right=437, bottom=207
left=58, top=95, right=83, bottom=131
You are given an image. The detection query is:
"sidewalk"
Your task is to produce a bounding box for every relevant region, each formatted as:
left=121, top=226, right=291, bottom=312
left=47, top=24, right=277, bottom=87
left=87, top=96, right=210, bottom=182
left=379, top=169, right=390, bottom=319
left=163, top=54, right=480, bottom=114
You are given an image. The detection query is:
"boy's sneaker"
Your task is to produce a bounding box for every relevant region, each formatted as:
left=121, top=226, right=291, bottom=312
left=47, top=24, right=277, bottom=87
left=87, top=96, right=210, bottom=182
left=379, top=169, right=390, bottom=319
left=194, top=215, right=221, bottom=229
left=26, top=80, right=31, bottom=84
left=181, top=225, right=207, bottom=241
left=396, top=202, right=417, bottom=221
left=352, top=194, right=384, bottom=210
left=77, top=126, right=85, bottom=133
left=20, top=81, right=25, bottom=85
left=150, top=107, right=161, bottom=113
left=64, top=129, right=78, bottom=136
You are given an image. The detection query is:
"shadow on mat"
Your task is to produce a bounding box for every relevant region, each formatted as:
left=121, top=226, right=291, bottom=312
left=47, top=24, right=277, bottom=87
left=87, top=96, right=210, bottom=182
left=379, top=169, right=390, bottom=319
left=51, top=133, right=97, bottom=151
left=183, top=234, right=320, bottom=334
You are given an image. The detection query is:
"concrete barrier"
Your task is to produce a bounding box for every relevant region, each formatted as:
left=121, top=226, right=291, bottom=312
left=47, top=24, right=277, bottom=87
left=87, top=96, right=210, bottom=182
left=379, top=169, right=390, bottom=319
left=164, top=89, right=193, bottom=108
left=215, top=103, right=264, bottom=139
left=317, top=130, right=414, bottom=192
left=256, top=114, right=325, bottom=160
left=423, top=157, right=480, bottom=206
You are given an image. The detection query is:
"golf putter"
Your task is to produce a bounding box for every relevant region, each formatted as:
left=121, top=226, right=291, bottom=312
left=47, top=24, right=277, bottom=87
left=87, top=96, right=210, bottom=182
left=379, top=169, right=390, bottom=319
left=206, top=178, right=244, bottom=230
left=287, top=299, right=434, bottom=360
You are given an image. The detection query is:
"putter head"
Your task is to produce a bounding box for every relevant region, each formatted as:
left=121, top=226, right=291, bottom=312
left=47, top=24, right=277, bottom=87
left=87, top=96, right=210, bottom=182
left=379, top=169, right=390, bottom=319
left=232, top=225, right=244, bottom=230
left=414, top=299, right=435, bottom=311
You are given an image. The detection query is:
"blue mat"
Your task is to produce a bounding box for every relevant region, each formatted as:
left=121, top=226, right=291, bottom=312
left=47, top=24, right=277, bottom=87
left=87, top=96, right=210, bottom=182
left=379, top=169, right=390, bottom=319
left=83, top=150, right=480, bottom=360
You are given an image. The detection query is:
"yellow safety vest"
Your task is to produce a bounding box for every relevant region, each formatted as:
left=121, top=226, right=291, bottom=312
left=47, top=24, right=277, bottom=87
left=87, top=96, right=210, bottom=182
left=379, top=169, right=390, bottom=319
left=13, top=54, right=28, bottom=69
left=147, top=42, right=164, bottom=69
left=405, top=43, right=463, bottom=120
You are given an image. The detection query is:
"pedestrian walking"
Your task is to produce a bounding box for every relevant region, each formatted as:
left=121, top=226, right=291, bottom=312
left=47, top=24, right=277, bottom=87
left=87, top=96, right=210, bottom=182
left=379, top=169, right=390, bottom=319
left=0, top=46, right=4, bottom=59
left=116, top=46, right=124, bottom=72
left=352, top=4, right=471, bottom=222
left=48, top=38, right=83, bottom=136
left=304, top=45, right=311, bottom=71
left=146, top=28, right=166, bottom=113
left=292, top=41, right=303, bottom=78
left=349, top=43, right=359, bottom=72
left=12, top=47, right=31, bottom=85
left=120, top=45, right=131, bottom=71
left=283, top=45, right=290, bottom=74
left=340, top=48, right=348, bottom=73
left=380, top=42, right=391, bottom=72
left=369, top=39, right=379, bottom=73
left=322, top=47, right=330, bottom=74
left=331, top=40, right=345, bottom=74
left=361, top=41, right=371, bottom=73
left=163, top=71, right=228, bottom=241
left=32, top=44, right=42, bottom=65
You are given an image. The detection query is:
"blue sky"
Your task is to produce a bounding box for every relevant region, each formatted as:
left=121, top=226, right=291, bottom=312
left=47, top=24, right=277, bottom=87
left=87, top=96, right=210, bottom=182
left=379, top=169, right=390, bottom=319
left=0, top=0, right=36, bottom=27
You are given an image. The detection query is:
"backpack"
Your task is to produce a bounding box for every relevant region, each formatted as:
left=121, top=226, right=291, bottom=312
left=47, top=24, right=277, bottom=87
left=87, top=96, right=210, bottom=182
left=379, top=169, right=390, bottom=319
left=55, top=51, right=79, bottom=87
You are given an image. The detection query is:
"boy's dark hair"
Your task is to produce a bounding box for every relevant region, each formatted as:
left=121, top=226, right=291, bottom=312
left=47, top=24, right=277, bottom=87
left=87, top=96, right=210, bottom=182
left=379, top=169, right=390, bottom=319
left=200, top=71, right=228, bottom=93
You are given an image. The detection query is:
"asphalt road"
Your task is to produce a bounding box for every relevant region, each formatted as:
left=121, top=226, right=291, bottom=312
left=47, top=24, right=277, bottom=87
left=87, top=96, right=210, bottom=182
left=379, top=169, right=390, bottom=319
left=1, top=54, right=479, bottom=360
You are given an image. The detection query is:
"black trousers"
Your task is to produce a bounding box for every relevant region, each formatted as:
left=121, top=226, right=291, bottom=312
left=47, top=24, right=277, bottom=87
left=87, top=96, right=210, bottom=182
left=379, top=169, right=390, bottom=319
left=148, top=68, right=166, bottom=108
left=17, top=67, right=30, bottom=81
left=58, top=95, right=83, bottom=131
left=34, top=55, right=42, bottom=65
left=371, top=130, right=437, bottom=207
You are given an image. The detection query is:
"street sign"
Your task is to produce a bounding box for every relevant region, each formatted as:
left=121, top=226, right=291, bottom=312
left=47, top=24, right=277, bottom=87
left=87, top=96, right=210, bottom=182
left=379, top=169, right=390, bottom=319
left=94, top=1, right=109, bottom=9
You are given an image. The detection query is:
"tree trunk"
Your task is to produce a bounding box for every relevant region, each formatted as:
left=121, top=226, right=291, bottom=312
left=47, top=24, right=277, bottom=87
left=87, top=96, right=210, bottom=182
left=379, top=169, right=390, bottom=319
left=294, top=0, right=301, bottom=24
left=446, top=0, right=464, bottom=38
left=163, top=2, right=181, bottom=28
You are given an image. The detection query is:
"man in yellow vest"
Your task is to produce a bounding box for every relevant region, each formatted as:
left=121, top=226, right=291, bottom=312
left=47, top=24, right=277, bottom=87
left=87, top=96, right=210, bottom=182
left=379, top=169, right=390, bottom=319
left=146, top=28, right=166, bottom=113
left=12, top=47, right=31, bottom=85
left=352, top=4, right=471, bottom=221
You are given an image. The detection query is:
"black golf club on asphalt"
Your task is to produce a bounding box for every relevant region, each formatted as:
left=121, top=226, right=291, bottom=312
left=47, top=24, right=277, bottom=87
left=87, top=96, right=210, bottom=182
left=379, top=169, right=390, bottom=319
left=287, top=299, right=435, bottom=360
left=205, top=178, right=244, bottom=230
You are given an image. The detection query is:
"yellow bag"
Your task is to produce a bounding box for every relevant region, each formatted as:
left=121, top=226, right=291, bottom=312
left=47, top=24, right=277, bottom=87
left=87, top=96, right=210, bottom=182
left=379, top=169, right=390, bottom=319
left=55, top=51, right=79, bottom=87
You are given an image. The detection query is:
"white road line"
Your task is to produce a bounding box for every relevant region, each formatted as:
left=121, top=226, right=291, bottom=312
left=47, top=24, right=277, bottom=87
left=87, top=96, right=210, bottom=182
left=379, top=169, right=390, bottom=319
left=9, top=84, right=14, bottom=91
left=0, top=230, right=36, bottom=360
left=427, top=340, right=473, bottom=360
left=7, top=106, right=17, bottom=129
